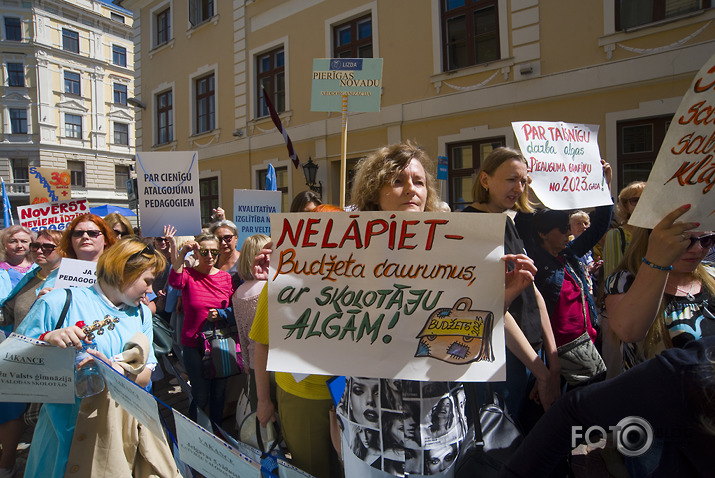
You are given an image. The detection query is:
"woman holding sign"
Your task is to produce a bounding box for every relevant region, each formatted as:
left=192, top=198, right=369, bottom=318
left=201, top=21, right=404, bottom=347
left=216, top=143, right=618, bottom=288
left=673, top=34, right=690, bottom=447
left=15, top=238, right=179, bottom=478
left=58, top=214, right=117, bottom=262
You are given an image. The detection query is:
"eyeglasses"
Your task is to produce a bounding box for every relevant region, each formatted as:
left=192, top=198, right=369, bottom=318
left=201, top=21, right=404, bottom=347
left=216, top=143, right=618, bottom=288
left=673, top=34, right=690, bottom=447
left=217, top=234, right=235, bottom=243
left=688, top=233, right=715, bottom=250
left=71, top=230, right=103, bottom=238
left=29, top=242, right=57, bottom=254
left=198, top=248, right=219, bottom=258
left=627, top=197, right=640, bottom=206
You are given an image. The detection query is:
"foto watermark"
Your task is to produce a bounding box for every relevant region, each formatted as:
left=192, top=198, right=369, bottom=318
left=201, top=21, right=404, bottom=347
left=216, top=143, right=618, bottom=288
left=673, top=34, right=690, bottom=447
left=571, top=416, right=654, bottom=457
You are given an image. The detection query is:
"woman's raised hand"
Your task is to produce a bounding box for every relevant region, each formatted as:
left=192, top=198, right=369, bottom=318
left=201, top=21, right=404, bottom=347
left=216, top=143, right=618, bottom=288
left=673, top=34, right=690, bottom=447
left=503, top=254, right=537, bottom=309
left=644, top=204, right=700, bottom=269
left=252, top=242, right=273, bottom=280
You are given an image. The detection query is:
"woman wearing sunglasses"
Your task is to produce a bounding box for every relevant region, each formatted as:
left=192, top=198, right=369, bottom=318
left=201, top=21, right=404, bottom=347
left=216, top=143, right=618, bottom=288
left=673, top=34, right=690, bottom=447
left=58, top=214, right=116, bottom=262
left=168, top=231, right=236, bottom=427
left=209, top=219, right=241, bottom=286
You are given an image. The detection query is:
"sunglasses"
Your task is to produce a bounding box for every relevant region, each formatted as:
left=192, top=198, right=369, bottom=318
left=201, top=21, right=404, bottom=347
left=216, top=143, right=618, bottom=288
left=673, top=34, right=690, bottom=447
left=154, top=237, right=169, bottom=244
left=71, top=229, right=103, bottom=238
left=217, top=234, right=235, bottom=243
left=688, top=233, right=715, bottom=250
left=29, top=242, right=57, bottom=254
left=198, top=248, right=219, bottom=258
left=113, top=229, right=126, bottom=237
left=129, top=243, right=156, bottom=261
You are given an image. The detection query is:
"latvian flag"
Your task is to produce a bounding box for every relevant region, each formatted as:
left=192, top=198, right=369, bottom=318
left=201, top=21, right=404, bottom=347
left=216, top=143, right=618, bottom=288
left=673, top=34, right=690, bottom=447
left=263, top=87, right=300, bottom=169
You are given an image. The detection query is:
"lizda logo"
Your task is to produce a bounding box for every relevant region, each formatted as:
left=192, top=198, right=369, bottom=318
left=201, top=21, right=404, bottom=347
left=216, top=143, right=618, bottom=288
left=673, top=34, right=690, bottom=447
left=3, top=352, right=45, bottom=366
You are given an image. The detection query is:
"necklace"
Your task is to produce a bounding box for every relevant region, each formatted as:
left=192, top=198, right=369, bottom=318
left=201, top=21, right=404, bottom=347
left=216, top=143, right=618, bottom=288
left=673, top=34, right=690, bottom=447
left=668, top=282, right=698, bottom=300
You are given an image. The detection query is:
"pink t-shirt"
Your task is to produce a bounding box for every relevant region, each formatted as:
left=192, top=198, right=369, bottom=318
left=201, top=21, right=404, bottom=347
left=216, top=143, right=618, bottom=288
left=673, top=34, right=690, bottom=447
left=551, top=264, right=597, bottom=347
left=169, top=267, right=234, bottom=347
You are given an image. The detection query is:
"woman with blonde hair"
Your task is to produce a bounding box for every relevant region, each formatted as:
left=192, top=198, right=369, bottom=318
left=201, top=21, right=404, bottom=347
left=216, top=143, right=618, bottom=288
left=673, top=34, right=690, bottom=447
left=103, top=212, right=134, bottom=239
left=602, top=181, right=646, bottom=278
left=0, top=224, right=36, bottom=287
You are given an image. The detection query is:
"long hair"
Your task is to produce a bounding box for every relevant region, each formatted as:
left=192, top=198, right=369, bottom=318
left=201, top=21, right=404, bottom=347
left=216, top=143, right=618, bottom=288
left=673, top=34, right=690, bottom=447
left=612, top=227, right=715, bottom=359
left=103, top=212, right=134, bottom=237
left=349, top=140, right=440, bottom=212
left=614, top=181, right=646, bottom=225
left=58, top=214, right=116, bottom=259
left=236, top=234, right=270, bottom=281
left=472, top=146, right=534, bottom=213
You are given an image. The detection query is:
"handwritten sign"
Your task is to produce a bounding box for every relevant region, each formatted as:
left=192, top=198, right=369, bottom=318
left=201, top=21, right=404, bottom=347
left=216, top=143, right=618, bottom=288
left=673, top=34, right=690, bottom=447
left=233, top=189, right=281, bottom=251
left=17, top=198, right=89, bottom=233
left=629, top=52, right=715, bottom=229
left=54, top=259, right=96, bottom=289
left=135, top=152, right=201, bottom=237
left=95, top=357, right=166, bottom=440
left=267, top=212, right=507, bottom=382
left=173, top=410, right=260, bottom=478
left=311, top=58, right=383, bottom=112
left=0, top=334, right=75, bottom=403
left=512, top=121, right=611, bottom=210
left=29, top=167, right=71, bottom=204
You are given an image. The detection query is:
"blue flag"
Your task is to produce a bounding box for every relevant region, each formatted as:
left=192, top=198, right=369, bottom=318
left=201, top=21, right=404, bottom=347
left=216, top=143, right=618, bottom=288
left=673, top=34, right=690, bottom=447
left=265, top=164, right=277, bottom=191
left=1, top=178, right=12, bottom=227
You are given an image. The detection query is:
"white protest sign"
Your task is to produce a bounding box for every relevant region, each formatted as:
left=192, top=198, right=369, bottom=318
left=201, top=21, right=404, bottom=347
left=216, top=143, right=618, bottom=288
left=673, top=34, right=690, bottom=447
left=173, top=410, right=260, bottom=478
left=233, top=189, right=281, bottom=251
left=267, top=212, right=507, bottom=382
left=135, top=152, right=201, bottom=237
left=0, top=334, right=74, bottom=403
left=629, top=52, right=715, bottom=229
left=54, top=258, right=96, bottom=289
left=95, top=357, right=166, bottom=440
left=17, top=199, right=89, bottom=233
left=512, top=121, right=612, bottom=210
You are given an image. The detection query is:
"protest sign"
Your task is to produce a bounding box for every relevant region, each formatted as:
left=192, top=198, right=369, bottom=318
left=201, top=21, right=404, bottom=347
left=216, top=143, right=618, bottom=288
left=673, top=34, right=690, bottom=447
left=173, top=410, right=260, bottom=478
left=311, top=58, right=383, bottom=112
left=95, top=357, right=166, bottom=440
left=512, top=121, right=612, bottom=210
left=267, top=212, right=507, bottom=382
left=233, top=189, right=281, bottom=251
left=29, top=166, right=71, bottom=204
left=17, top=198, right=89, bottom=233
left=0, top=334, right=75, bottom=403
left=54, top=258, right=96, bottom=289
left=135, top=152, right=201, bottom=237
left=629, top=52, right=715, bottom=229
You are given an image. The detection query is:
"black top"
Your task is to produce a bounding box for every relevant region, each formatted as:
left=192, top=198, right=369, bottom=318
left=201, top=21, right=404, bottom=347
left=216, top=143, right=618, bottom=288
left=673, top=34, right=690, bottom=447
left=462, top=206, right=542, bottom=349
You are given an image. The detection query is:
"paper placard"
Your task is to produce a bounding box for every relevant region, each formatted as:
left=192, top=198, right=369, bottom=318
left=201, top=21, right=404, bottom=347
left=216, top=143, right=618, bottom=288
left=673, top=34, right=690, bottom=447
left=233, top=189, right=282, bottom=251
left=629, top=51, right=715, bottom=229
left=173, top=410, right=260, bottom=478
left=95, top=357, right=166, bottom=440
left=311, top=58, right=383, bottom=112
left=267, top=212, right=507, bottom=382
left=54, top=258, right=97, bottom=289
left=29, top=166, right=71, bottom=204
left=0, top=333, right=75, bottom=403
left=512, top=121, right=612, bottom=210
left=17, top=198, right=89, bottom=233
left=135, top=152, right=201, bottom=237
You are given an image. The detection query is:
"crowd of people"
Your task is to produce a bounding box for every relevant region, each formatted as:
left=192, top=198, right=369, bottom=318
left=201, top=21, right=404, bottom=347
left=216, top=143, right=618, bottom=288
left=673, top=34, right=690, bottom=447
left=0, top=141, right=713, bottom=478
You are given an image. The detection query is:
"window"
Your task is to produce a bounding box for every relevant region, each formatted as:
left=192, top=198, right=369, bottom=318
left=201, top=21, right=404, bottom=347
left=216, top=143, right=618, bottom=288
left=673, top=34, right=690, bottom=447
left=111, top=12, right=125, bottom=23
left=62, top=29, right=79, bottom=53
left=156, top=8, right=170, bottom=46
left=65, top=114, right=82, bottom=138
left=114, top=122, right=129, bottom=145
left=9, top=108, right=27, bottom=134
left=189, top=0, right=214, bottom=27
left=11, top=159, right=28, bottom=190
left=4, top=17, right=21, bottom=41
left=195, top=74, right=214, bottom=133
left=112, top=45, right=127, bottom=67
left=7, top=62, right=24, bottom=87
left=616, top=115, right=672, bottom=190
left=68, top=160, right=85, bottom=187
left=256, top=48, right=284, bottom=117
left=333, top=14, right=373, bottom=58
left=258, top=166, right=289, bottom=211
left=441, top=0, right=500, bottom=71
left=113, top=83, right=127, bottom=105
left=616, top=0, right=710, bottom=30
left=199, top=176, right=219, bottom=226
left=64, top=71, right=80, bottom=95
left=115, top=165, right=130, bottom=189
left=156, top=90, right=173, bottom=144
left=447, top=137, right=505, bottom=211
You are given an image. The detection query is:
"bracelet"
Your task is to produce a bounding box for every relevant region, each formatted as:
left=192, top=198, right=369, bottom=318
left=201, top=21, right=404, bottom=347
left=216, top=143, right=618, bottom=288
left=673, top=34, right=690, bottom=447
left=38, top=332, right=48, bottom=342
left=641, top=257, right=673, bottom=271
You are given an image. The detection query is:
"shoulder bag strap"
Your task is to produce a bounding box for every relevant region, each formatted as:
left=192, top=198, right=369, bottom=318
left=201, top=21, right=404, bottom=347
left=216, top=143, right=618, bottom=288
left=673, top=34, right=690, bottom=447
left=53, top=288, right=72, bottom=330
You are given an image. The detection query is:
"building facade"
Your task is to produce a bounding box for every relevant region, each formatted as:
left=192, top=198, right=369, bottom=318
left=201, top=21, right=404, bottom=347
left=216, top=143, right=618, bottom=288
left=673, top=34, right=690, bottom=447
left=122, top=0, right=715, bottom=220
left=0, top=0, right=136, bottom=224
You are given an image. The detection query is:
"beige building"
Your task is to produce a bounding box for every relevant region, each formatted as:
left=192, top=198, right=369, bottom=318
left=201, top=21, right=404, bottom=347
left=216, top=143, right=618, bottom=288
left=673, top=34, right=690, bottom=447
left=0, top=0, right=136, bottom=225
left=121, top=0, right=715, bottom=221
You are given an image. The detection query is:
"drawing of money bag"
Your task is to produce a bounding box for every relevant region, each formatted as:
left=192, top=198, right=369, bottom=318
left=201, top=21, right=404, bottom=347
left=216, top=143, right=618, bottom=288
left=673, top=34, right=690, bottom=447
left=414, top=297, right=494, bottom=364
